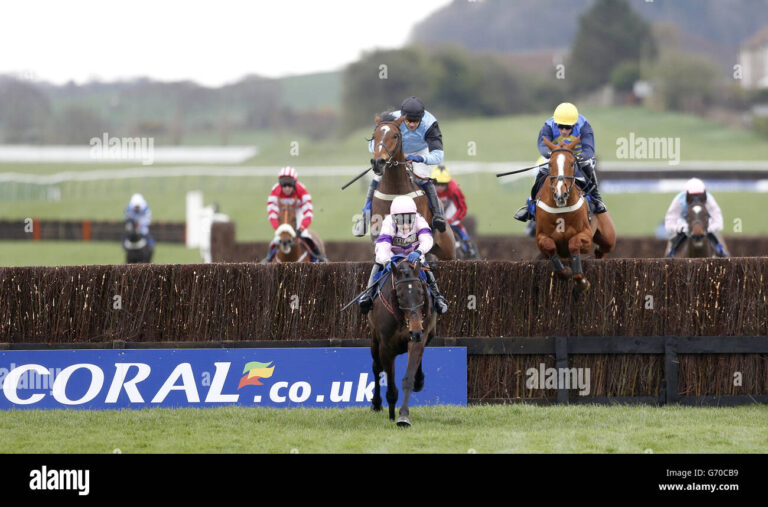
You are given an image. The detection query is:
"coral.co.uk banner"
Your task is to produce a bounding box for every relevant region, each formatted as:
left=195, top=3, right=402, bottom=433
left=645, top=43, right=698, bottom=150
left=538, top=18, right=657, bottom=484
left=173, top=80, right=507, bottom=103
left=0, top=348, right=466, bottom=410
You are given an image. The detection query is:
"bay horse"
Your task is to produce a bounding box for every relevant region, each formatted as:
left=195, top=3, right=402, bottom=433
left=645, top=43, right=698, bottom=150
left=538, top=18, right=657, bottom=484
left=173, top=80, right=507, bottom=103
left=271, top=204, right=326, bottom=263
left=369, top=115, right=455, bottom=260
left=684, top=194, right=711, bottom=258
left=670, top=192, right=729, bottom=258
left=535, top=136, right=616, bottom=293
left=369, top=257, right=436, bottom=427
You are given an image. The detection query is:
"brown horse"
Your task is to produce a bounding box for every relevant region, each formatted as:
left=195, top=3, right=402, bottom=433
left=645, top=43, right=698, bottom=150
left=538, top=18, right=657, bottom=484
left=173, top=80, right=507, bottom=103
left=368, top=257, right=436, bottom=427
left=369, top=116, right=455, bottom=260
left=271, top=204, right=326, bottom=263
left=535, top=136, right=616, bottom=292
left=668, top=193, right=729, bottom=258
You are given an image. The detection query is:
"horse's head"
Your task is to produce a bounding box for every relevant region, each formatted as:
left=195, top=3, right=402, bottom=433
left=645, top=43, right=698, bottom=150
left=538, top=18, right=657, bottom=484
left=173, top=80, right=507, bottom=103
left=277, top=204, right=298, bottom=253
left=393, top=258, right=428, bottom=342
left=542, top=136, right=581, bottom=207
left=275, top=223, right=297, bottom=253
left=370, top=114, right=405, bottom=177
left=686, top=193, right=710, bottom=248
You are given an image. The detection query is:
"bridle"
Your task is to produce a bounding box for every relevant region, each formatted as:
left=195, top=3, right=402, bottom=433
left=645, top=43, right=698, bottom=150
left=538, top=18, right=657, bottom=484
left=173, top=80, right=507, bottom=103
left=381, top=258, right=430, bottom=315
left=547, top=147, right=580, bottom=206
left=371, top=121, right=411, bottom=175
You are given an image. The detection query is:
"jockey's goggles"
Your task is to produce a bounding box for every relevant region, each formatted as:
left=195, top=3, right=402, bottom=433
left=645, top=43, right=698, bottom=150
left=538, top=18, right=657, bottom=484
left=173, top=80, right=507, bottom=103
left=279, top=178, right=295, bottom=187
left=557, top=124, right=574, bottom=130
left=393, top=213, right=416, bottom=228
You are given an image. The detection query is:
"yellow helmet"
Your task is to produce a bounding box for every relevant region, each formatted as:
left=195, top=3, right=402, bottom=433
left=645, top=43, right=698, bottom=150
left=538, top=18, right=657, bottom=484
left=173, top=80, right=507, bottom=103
left=553, top=102, right=579, bottom=126
left=431, top=164, right=451, bottom=184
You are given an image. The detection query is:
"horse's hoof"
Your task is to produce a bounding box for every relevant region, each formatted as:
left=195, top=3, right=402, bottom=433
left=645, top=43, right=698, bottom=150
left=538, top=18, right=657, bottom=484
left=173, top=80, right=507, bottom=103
left=396, top=416, right=412, bottom=427
left=371, top=404, right=382, bottom=412
left=574, top=279, right=591, bottom=295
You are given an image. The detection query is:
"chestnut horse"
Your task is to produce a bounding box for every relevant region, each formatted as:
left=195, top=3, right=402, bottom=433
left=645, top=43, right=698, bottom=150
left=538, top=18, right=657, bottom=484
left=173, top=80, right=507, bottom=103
left=535, top=136, right=615, bottom=292
left=369, top=256, right=436, bottom=427
left=369, top=115, right=455, bottom=260
left=271, top=204, right=326, bottom=263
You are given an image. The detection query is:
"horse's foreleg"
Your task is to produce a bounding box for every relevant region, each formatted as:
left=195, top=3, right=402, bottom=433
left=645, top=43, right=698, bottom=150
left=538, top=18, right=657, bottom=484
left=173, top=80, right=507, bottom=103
left=371, top=342, right=383, bottom=412
left=397, top=340, right=426, bottom=427
left=569, top=234, right=591, bottom=294
left=539, top=234, right=571, bottom=278
left=384, top=358, right=397, bottom=422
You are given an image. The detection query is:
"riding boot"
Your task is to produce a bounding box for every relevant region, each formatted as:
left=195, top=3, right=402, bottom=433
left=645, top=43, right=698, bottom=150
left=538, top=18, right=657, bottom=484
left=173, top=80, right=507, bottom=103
left=301, top=234, right=328, bottom=262
left=420, top=180, right=446, bottom=232
left=463, top=239, right=479, bottom=259
left=359, top=263, right=383, bottom=314
left=579, top=159, right=607, bottom=214
left=260, top=243, right=277, bottom=264
left=666, top=232, right=687, bottom=258
left=514, top=171, right=548, bottom=222
left=354, top=180, right=379, bottom=237
left=707, top=232, right=728, bottom=258
left=424, top=269, right=449, bottom=315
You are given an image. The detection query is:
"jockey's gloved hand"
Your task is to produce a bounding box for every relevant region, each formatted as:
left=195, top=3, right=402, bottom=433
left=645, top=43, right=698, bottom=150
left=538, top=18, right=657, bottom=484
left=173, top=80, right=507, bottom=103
left=676, top=219, right=688, bottom=234
left=406, top=155, right=425, bottom=163
left=407, top=251, right=421, bottom=264
left=296, top=227, right=303, bottom=236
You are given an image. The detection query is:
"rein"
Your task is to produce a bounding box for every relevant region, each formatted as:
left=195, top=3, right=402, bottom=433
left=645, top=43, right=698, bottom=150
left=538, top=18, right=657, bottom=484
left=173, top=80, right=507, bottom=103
left=380, top=259, right=431, bottom=319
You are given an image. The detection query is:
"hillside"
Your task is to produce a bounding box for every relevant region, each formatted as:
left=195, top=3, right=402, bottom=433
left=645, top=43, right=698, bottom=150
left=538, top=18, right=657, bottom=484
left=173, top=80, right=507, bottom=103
left=411, top=0, right=768, bottom=63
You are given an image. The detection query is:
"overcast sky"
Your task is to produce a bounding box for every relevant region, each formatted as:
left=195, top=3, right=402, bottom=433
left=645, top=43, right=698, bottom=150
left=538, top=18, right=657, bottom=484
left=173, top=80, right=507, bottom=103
left=1, top=0, right=452, bottom=86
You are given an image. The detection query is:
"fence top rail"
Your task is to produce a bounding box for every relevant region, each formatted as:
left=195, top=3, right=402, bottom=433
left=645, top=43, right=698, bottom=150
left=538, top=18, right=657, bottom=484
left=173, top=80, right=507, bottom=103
left=1, top=336, right=767, bottom=353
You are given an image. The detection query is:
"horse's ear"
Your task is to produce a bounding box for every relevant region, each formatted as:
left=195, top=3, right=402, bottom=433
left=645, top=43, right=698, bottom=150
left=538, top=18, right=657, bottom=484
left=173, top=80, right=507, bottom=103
left=395, top=115, right=406, bottom=126
left=567, top=135, right=581, bottom=151
left=542, top=137, right=557, bottom=151
left=375, top=115, right=383, bottom=125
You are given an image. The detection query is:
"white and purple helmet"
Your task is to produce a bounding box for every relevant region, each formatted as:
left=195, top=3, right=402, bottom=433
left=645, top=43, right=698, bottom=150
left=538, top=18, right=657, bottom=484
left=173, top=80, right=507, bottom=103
left=390, top=195, right=417, bottom=232
left=685, top=178, right=706, bottom=195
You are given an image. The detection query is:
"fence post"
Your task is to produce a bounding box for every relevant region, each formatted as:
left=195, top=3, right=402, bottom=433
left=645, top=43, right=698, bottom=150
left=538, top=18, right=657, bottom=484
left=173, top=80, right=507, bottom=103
left=664, top=338, right=679, bottom=405
left=555, top=336, right=569, bottom=404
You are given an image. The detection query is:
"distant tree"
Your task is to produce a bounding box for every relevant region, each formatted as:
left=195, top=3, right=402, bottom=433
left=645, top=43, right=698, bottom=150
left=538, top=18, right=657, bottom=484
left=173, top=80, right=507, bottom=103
left=649, top=50, right=720, bottom=114
left=340, top=46, right=437, bottom=132
left=0, top=77, right=52, bottom=143
left=55, top=106, right=107, bottom=144
left=569, top=0, right=657, bottom=93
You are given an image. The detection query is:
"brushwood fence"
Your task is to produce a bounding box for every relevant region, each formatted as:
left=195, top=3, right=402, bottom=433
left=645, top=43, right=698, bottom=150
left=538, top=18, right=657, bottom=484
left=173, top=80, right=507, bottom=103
left=1, top=259, right=767, bottom=403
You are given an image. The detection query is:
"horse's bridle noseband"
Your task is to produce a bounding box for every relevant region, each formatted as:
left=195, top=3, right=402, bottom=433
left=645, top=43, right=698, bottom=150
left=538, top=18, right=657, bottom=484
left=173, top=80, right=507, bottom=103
left=371, top=121, right=410, bottom=175
left=548, top=147, right=579, bottom=204
left=392, top=260, right=427, bottom=312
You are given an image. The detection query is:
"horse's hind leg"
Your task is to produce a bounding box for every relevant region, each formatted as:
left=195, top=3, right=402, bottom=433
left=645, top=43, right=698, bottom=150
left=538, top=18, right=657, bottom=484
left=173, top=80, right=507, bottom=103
left=593, top=213, right=616, bottom=258
left=398, top=340, right=426, bottom=427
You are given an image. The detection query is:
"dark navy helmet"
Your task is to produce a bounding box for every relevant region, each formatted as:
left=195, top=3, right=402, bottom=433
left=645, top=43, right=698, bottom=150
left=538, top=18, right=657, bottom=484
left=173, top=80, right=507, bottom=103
left=401, top=96, right=425, bottom=121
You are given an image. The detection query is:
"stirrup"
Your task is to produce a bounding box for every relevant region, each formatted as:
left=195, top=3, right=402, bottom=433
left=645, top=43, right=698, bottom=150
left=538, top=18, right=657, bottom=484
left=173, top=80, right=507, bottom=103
left=514, top=205, right=532, bottom=222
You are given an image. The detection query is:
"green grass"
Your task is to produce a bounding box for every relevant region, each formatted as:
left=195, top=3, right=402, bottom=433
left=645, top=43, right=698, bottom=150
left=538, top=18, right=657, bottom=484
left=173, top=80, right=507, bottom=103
left=1, top=404, right=766, bottom=453
left=0, top=241, right=204, bottom=266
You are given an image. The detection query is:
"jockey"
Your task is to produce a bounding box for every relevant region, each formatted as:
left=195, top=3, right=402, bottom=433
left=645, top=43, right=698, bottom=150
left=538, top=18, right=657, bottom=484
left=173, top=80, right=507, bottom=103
left=262, top=166, right=327, bottom=262
left=124, top=193, right=154, bottom=247
left=354, top=96, right=446, bottom=236
left=664, top=177, right=728, bottom=258
left=359, top=195, right=449, bottom=315
left=514, top=102, right=607, bottom=222
left=431, top=164, right=478, bottom=258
